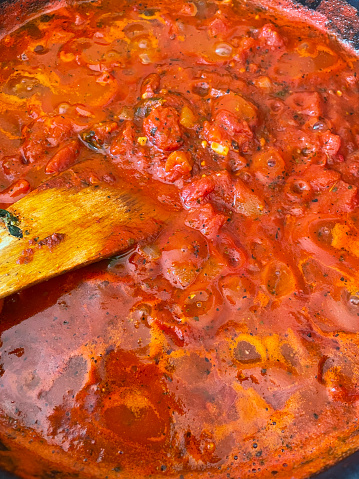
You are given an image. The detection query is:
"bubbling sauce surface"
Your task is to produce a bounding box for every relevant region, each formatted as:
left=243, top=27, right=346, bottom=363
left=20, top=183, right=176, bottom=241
left=2, top=0, right=359, bottom=478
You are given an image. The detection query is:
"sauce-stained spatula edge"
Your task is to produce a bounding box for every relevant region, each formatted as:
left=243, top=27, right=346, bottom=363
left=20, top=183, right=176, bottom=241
left=0, top=158, right=170, bottom=300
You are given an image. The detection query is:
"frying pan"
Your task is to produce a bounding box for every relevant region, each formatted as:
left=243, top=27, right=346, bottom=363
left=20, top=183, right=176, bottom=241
left=1, top=0, right=359, bottom=477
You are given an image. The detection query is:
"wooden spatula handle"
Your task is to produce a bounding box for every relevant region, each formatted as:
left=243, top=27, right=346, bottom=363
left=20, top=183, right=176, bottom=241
left=0, top=159, right=169, bottom=299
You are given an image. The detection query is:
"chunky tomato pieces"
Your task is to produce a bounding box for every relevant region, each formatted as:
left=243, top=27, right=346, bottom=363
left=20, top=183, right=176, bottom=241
left=143, top=106, right=183, bottom=151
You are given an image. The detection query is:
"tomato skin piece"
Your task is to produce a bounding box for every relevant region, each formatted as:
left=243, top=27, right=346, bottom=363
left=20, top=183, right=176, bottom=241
left=21, top=115, right=80, bottom=164
left=208, top=171, right=264, bottom=217
left=0, top=178, right=30, bottom=204
left=185, top=203, right=227, bottom=238
left=162, top=260, right=199, bottom=289
left=45, top=140, right=80, bottom=174
left=258, top=24, right=285, bottom=48
left=335, top=151, right=359, bottom=185
left=143, top=106, right=183, bottom=151
left=179, top=106, right=197, bottom=129
left=321, top=130, right=341, bottom=157
left=181, top=176, right=216, bottom=209
left=0, top=156, right=25, bottom=181
left=110, top=121, right=137, bottom=157
left=303, top=165, right=340, bottom=192
left=162, top=151, right=194, bottom=182
left=310, top=180, right=358, bottom=214
left=165, top=151, right=193, bottom=173
left=202, top=110, right=253, bottom=151
left=141, top=73, right=161, bottom=99
left=213, top=94, right=258, bottom=127
left=207, top=18, right=229, bottom=39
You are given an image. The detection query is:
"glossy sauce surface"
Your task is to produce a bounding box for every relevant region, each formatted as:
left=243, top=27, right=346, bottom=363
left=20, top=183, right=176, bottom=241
left=1, top=0, right=359, bottom=478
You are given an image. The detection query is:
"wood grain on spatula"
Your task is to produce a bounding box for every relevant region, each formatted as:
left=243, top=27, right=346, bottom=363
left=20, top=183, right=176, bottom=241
left=0, top=158, right=170, bottom=299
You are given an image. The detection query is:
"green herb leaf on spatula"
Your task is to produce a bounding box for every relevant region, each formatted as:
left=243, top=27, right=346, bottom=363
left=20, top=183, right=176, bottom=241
left=0, top=209, right=23, bottom=238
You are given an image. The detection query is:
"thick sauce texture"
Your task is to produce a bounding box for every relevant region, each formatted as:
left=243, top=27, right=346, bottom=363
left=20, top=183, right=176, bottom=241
left=2, top=0, right=359, bottom=478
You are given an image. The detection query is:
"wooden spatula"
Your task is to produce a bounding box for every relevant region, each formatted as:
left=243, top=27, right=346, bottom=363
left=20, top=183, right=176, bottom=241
left=0, top=158, right=171, bottom=299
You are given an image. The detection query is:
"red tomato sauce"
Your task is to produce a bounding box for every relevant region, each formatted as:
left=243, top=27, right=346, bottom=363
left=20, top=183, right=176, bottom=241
left=1, top=0, right=359, bottom=478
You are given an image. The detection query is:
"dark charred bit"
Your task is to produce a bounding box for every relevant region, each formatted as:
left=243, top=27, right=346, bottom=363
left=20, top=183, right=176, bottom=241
left=294, top=0, right=322, bottom=9
left=0, top=439, right=10, bottom=451
left=0, top=209, right=23, bottom=238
